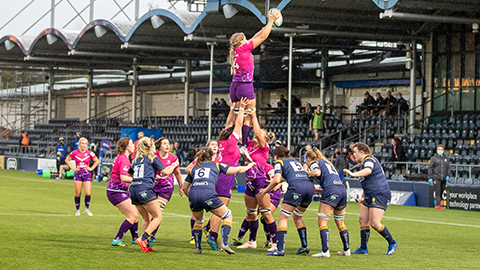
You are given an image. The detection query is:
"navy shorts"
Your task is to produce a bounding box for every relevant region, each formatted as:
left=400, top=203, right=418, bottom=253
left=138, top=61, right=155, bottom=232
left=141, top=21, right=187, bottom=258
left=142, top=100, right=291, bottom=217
left=188, top=189, right=224, bottom=212
left=363, top=189, right=391, bottom=210
left=283, top=180, right=315, bottom=208
left=129, top=185, right=157, bottom=206
left=320, top=185, right=347, bottom=210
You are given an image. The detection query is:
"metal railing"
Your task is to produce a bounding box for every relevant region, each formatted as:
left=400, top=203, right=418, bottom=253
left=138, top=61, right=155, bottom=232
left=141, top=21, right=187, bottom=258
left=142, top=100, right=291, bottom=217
left=382, top=161, right=480, bottom=179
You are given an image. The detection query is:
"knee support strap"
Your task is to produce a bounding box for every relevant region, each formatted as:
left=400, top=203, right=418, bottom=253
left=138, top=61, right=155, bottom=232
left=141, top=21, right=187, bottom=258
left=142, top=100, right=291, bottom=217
left=281, top=208, right=292, bottom=217
left=259, top=207, right=271, bottom=214
left=334, top=213, right=346, bottom=220
left=246, top=207, right=258, bottom=214
left=221, top=209, right=232, bottom=220
left=158, top=200, right=167, bottom=210
left=294, top=209, right=305, bottom=217
left=318, top=213, right=331, bottom=220
left=195, top=217, right=205, bottom=223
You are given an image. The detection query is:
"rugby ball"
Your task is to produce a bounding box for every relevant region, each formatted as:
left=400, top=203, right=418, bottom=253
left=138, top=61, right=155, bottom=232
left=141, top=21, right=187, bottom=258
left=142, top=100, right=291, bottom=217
left=270, top=8, right=283, bottom=27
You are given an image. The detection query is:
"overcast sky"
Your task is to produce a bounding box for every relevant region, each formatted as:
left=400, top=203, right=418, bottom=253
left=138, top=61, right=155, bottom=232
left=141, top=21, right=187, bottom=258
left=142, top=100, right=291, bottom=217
left=0, top=0, right=188, bottom=38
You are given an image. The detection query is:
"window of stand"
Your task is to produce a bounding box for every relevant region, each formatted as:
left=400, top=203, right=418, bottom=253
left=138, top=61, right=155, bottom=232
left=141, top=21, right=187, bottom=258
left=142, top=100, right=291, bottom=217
left=433, top=25, right=480, bottom=113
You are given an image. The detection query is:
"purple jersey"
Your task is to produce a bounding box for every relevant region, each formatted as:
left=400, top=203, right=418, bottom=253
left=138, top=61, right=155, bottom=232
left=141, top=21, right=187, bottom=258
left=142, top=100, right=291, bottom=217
left=107, top=154, right=131, bottom=192
left=68, top=149, right=96, bottom=169
left=232, top=41, right=254, bottom=82
left=218, top=132, right=240, bottom=167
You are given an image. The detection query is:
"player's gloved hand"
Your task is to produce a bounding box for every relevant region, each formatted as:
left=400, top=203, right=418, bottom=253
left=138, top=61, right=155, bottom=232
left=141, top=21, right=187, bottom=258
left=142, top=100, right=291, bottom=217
left=445, top=176, right=450, bottom=181
left=428, top=179, right=433, bottom=185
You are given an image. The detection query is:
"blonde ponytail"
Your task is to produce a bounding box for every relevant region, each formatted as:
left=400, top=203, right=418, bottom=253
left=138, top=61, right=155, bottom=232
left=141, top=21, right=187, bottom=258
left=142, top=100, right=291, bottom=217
left=229, top=32, right=246, bottom=75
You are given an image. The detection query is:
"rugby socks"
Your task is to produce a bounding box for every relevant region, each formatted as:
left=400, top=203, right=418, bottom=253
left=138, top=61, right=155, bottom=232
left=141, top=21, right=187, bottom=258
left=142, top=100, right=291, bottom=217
left=378, top=224, right=395, bottom=245
left=242, top=125, right=250, bottom=147
left=237, top=219, right=249, bottom=240
left=267, top=221, right=277, bottom=243
left=221, top=221, right=233, bottom=246
left=130, top=222, right=138, bottom=240
left=74, top=196, right=80, bottom=210
left=203, top=220, right=211, bottom=232
left=249, top=219, right=259, bottom=242
left=84, top=195, right=91, bottom=209
left=115, top=220, right=132, bottom=241
left=260, top=217, right=269, bottom=241
left=190, top=218, right=196, bottom=237
left=277, top=227, right=288, bottom=252
left=297, top=226, right=308, bottom=248
left=360, top=226, right=370, bottom=250
left=151, top=226, right=159, bottom=238
left=319, top=226, right=330, bottom=252
left=193, top=224, right=203, bottom=250
left=209, top=231, right=218, bottom=242
left=339, top=226, right=350, bottom=251
left=141, top=230, right=151, bottom=241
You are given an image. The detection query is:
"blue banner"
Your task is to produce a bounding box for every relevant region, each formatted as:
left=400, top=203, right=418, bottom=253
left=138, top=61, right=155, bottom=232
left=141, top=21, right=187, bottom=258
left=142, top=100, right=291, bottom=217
left=96, top=139, right=111, bottom=182
left=120, top=128, right=162, bottom=142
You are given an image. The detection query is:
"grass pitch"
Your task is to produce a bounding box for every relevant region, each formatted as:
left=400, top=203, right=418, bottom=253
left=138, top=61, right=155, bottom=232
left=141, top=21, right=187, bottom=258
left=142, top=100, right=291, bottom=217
left=1, top=169, right=479, bottom=269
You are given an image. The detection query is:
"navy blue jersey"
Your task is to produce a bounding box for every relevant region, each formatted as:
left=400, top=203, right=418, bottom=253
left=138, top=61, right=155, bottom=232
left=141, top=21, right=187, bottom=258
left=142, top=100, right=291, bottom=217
left=128, top=155, right=166, bottom=186
left=186, top=161, right=230, bottom=191
left=360, top=155, right=390, bottom=197
left=309, top=160, right=343, bottom=188
left=274, top=158, right=310, bottom=185
left=56, top=144, right=66, bottom=157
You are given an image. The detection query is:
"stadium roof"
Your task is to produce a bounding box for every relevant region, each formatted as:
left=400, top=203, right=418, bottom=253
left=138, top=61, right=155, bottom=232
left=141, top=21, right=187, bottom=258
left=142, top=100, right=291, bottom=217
left=0, top=0, right=478, bottom=75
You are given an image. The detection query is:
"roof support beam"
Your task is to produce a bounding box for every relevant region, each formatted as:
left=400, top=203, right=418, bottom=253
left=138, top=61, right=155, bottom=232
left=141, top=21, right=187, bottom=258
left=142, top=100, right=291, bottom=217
left=271, top=27, right=425, bottom=42
left=380, top=10, right=480, bottom=25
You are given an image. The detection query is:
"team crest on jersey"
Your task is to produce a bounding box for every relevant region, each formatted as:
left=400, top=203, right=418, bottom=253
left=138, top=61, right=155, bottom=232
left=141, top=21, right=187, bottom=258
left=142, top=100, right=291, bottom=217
left=121, top=193, right=127, bottom=198
left=205, top=199, right=213, bottom=206
left=166, top=160, right=171, bottom=165
left=140, top=191, right=147, bottom=199
left=330, top=194, right=338, bottom=202
left=293, top=193, right=300, bottom=201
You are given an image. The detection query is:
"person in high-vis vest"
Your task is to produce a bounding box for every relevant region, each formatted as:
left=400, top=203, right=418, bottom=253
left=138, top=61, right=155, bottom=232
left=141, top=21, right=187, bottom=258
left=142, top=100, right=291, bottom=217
left=309, top=105, right=327, bottom=141
left=20, top=131, right=30, bottom=153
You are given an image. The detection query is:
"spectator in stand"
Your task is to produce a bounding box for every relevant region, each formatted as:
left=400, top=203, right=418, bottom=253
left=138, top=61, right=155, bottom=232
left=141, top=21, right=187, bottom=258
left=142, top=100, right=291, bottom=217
left=428, top=144, right=451, bottom=210
left=20, top=130, right=30, bottom=153
left=396, top=93, right=409, bottom=114
left=372, top=92, right=383, bottom=115
left=169, top=142, right=176, bottom=156
left=56, top=137, right=68, bottom=179
left=212, top=98, right=220, bottom=117
left=149, top=135, right=156, bottom=145
left=292, top=95, right=302, bottom=113
left=334, top=147, right=353, bottom=188
left=305, top=103, right=314, bottom=115
left=278, top=95, right=288, bottom=108
left=380, top=91, right=397, bottom=116
left=131, top=132, right=144, bottom=159
left=186, top=145, right=199, bottom=164
left=310, top=105, right=327, bottom=141
left=359, top=92, right=375, bottom=116
left=219, top=98, right=230, bottom=117
left=391, top=137, right=406, bottom=162
left=173, top=141, right=186, bottom=166
left=72, top=132, right=81, bottom=151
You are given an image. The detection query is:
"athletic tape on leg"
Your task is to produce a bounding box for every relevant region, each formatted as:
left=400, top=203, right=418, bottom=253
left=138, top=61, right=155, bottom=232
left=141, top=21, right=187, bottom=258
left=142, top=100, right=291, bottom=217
left=158, top=200, right=166, bottom=210
left=334, top=213, right=345, bottom=220
left=259, top=207, right=271, bottom=214
left=195, top=217, right=205, bottom=223
left=221, top=209, right=232, bottom=220
left=246, top=207, right=258, bottom=214
left=318, top=213, right=331, bottom=220
left=280, top=208, right=292, bottom=217
left=294, top=209, right=305, bottom=217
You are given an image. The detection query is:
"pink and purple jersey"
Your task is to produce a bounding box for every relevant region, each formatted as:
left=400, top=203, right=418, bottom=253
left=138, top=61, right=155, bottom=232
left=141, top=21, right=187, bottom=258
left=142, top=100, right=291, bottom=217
left=218, top=132, right=240, bottom=167
left=107, top=154, right=131, bottom=192
left=247, top=140, right=269, bottom=172
left=265, top=163, right=275, bottom=182
left=68, top=149, right=96, bottom=169
left=154, top=152, right=179, bottom=185
left=232, top=41, right=254, bottom=82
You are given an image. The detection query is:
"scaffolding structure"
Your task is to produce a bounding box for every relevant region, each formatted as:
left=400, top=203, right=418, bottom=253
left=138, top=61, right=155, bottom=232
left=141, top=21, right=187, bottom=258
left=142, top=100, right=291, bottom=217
left=0, top=71, right=49, bottom=134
